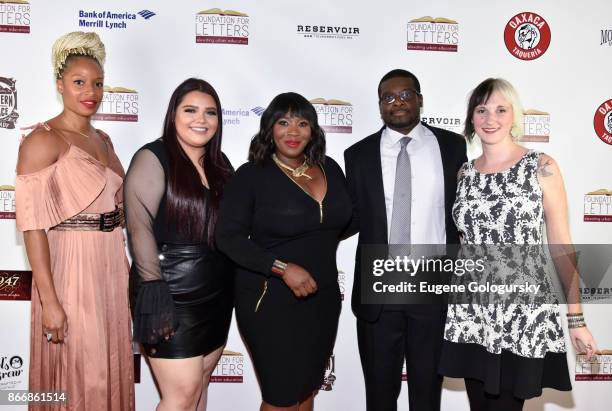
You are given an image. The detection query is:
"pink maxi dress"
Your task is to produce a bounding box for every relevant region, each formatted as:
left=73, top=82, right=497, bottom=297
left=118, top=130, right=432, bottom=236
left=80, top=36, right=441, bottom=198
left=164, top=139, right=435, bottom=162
left=15, top=125, right=134, bottom=410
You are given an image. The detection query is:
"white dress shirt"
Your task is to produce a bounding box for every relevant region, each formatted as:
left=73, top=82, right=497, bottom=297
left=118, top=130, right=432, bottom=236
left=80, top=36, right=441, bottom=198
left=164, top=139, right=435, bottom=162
left=380, top=123, right=446, bottom=244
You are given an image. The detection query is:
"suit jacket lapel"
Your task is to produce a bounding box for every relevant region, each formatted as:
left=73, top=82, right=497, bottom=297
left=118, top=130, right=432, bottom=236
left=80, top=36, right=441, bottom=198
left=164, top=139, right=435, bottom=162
left=364, top=128, right=388, bottom=244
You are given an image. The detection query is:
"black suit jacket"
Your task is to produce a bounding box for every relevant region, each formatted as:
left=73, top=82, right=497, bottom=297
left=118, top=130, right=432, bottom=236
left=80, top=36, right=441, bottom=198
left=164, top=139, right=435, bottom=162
left=344, top=122, right=467, bottom=322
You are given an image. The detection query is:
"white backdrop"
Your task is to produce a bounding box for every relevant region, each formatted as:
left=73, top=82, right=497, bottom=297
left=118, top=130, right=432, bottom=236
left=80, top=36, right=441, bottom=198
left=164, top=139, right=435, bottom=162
left=1, top=1, right=611, bottom=410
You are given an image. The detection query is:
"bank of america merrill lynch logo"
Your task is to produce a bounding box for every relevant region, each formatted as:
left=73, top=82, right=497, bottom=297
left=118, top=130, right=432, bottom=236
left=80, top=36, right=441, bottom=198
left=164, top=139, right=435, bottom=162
left=137, top=10, right=156, bottom=20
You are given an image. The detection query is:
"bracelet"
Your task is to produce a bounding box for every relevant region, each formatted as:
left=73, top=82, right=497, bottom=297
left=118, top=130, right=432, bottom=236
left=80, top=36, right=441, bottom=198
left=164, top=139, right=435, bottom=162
left=271, top=260, right=288, bottom=276
left=567, top=312, right=586, bottom=329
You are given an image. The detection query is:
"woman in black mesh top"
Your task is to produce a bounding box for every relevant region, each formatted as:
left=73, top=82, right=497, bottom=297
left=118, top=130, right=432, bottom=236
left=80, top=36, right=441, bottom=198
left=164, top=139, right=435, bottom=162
left=125, top=78, right=233, bottom=411
left=216, top=92, right=353, bottom=410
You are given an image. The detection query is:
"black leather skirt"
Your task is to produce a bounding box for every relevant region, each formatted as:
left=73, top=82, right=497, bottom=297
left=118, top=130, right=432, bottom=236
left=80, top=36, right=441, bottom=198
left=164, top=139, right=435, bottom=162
left=143, top=243, right=234, bottom=358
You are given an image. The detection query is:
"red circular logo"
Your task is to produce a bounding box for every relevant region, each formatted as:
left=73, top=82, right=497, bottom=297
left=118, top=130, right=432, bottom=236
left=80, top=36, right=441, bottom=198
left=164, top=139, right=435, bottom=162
left=593, top=99, right=612, bottom=145
left=504, top=12, right=551, bottom=60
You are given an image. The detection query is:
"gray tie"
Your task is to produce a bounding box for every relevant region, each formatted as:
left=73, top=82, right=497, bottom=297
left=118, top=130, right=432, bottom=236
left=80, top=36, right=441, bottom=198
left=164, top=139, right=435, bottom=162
left=389, top=137, right=412, bottom=257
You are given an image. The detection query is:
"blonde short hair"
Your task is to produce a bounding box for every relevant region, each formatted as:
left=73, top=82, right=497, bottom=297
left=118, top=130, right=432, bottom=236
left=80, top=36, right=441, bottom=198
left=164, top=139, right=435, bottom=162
left=52, top=31, right=105, bottom=79
left=464, top=78, right=524, bottom=141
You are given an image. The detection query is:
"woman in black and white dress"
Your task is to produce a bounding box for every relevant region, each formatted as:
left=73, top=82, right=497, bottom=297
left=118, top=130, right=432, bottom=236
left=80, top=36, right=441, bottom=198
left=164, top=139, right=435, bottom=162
left=439, top=78, right=598, bottom=411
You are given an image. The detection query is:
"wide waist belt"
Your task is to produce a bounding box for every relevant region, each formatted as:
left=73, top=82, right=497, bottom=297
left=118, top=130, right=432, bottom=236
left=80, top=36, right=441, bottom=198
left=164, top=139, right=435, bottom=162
left=51, top=208, right=124, bottom=232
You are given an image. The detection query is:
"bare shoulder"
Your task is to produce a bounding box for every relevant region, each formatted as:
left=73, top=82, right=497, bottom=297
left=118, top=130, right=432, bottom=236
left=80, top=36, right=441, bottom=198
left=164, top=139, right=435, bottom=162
left=536, top=152, right=561, bottom=178
left=17, top=128, right=64, bottom=175
left=95, top=128, right=115, bottom=149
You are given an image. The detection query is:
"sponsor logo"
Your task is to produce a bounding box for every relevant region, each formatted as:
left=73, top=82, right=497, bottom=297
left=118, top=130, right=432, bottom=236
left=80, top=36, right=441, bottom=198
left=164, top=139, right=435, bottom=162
left=0, top=271, right=32, bottom=301
left=522, top=109, right=550, bottom=142
left=576, top=350, right=612, bottom=380
left=0, top=355, right=25, bottom=389
left=602, top=29, right=612, bottom=46
left=338, top=270, right=346, bottom=301
left=320, top=354, right=336, bottom=391
left=0, top=185, right=15, bottom=219
left=310, top=98, right=352, bottom=134
left=93, top=86, right=138, bottom=122
left=211, top=350, right=244, bottom=382
left=78, top=9, right=153, bottom=30
left=0, top=77, right=18, bottom=129
left=421, top=116, right=462, bottom=133
left=504, top=12, right=551, bottom=60
left=407, top=16, right=459, bottom=52
left=584, top=189, right=612, bottom=222
left=251, top=106, right=265, bottom=116
left=222, top=107, right=252, bottom=126
left=594, top=99, right=612, bottom=145
left=195, top=8, right=249, bottom=45
left=0, top=0, right=30, bottom=33
left=297, top=24, right=359, bottom=40
left=137, top=10, right=156, bottom=20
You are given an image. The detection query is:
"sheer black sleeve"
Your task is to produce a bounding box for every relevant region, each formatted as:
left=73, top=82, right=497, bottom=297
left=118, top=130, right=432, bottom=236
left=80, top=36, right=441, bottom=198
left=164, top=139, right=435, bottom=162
left=215, top=163, right=278, bottom=276
left=124, top=148, right=177, bottom=344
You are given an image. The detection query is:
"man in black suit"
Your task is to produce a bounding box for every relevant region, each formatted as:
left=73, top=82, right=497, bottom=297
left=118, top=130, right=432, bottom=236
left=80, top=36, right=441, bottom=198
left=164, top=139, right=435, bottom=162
left=344, top=69, right=467, bottom=411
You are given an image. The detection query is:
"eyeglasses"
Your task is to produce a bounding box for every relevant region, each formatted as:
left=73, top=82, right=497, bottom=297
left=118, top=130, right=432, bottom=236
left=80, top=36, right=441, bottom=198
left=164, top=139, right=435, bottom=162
left=380, top=89, right=420, bottom=105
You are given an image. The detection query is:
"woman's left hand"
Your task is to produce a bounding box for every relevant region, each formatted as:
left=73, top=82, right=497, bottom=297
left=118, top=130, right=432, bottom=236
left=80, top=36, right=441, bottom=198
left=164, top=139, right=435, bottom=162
left=569, top=327, right=599, bottom=360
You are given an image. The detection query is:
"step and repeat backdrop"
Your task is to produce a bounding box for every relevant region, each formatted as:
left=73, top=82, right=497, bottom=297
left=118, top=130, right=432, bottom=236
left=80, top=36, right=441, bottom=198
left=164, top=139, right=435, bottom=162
left=1, top=1, right=611, bottom=410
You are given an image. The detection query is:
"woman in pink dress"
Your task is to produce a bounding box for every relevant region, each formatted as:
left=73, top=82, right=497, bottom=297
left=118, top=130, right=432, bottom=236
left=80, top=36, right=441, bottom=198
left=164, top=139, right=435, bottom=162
left=15, top=31, right=134, bottom=410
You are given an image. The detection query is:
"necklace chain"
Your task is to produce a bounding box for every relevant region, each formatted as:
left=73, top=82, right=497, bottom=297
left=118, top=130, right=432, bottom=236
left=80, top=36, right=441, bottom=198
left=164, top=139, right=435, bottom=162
left=272, top=153, right=312, bottom=179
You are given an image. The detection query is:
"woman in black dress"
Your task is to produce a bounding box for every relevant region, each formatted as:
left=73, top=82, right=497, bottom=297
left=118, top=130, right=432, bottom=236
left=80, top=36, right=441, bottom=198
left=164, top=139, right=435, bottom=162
left=125, top=78, right=234, bottom=411
left=216, top=92, right=352, bottom=410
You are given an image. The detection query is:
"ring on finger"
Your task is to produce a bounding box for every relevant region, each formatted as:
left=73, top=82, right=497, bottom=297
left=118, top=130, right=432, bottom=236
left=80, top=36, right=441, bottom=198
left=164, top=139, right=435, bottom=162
left=46, top=332, right=53, bottom=342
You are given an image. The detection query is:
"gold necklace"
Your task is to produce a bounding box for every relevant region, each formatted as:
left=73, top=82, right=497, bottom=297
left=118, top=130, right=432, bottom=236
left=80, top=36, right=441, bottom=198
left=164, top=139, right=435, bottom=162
left=272, top=153, right=312, bottom=179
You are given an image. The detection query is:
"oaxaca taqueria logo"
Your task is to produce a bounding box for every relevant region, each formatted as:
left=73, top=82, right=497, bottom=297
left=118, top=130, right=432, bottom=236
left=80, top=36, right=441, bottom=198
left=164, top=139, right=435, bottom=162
left=594, top=99, right=612, bottom=145
left=0, top=185, right=15, bottom=219
left=575, top=350, right=612, bottom=381
left=0, top=270, right=32, bottom=300
left=310, top=98, right=352, bottom=134
left=504, top=12, right=551, bottom=60
left=407, top=16, right=459, bottom=52
left=93, top=86, right=138, bottom=122
left=0, top=77, right=18, bottom=129
left=210, top=349, right=244, bottom=382
left=584, top=189, right=611, bottom=222
left=522, top=109, right=550, bottom=142
left=195, top=8, right=249, bottom=45
left=0, top=0, right=30, bottom=33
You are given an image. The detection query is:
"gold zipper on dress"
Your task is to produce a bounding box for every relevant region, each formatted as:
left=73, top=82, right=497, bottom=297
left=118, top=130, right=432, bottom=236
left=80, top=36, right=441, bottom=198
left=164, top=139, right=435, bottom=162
left=274, top=162, right=328, bottom=224
left=255, top=280, right=268, bottom=312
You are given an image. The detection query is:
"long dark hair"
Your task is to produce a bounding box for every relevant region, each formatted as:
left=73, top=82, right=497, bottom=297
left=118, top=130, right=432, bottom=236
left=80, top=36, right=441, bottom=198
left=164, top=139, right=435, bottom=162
left=161, top=78, right=232, bottom=245
left=248, top=92, right=326, bottom=165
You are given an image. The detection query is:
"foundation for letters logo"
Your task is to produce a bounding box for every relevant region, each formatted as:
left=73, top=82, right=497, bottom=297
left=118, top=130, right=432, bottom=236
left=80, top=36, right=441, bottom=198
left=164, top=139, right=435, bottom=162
left=310, top=98, right=352, bottom=134
left=210, top=349, right=244, bottom=382
left=584, top=189, right=612, bottom=222
left=0, top=185, right=15, bottom=219
left=195, top=8, right=249, bottom=45
left=522, top=109, right=550, bottom=142
left=575, top=350, right=612, bottom=380
left=0, top=0, right=30, bottom=34
left=407, top=16, right=459, bottom=52
left=93, top=86, right=138, bottom=122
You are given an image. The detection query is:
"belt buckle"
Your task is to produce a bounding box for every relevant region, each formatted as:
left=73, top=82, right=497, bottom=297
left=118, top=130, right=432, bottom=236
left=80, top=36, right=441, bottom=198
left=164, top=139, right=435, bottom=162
left=99, top=209, right=118, bottom=232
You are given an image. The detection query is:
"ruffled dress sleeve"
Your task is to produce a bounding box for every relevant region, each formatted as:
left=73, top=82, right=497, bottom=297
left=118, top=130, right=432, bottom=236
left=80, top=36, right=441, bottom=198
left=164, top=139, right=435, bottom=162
left=15, top=148, right=106, bottom=232
left=124, top=147, right=177, bottom=345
